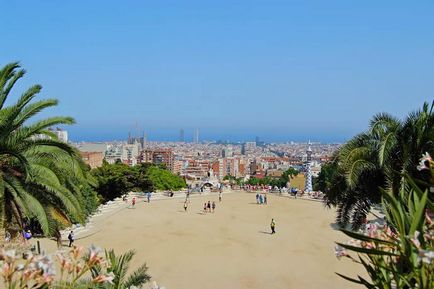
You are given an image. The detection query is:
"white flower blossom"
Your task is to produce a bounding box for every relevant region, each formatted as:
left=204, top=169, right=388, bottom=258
left=418, top=250, right=434, bottom=264
left=417, top=152, right=432, bottom=171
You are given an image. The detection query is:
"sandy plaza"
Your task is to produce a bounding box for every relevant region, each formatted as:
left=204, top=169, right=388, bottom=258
left=37, top=191, right=363, bottom=289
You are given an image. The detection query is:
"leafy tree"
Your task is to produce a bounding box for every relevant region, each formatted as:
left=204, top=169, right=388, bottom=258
left=145, top=166, right=186, bottom=191
left=223, top=175, right=244, bottom=185
left=92, top=163, right=186, bottom=201
left=91, top=162, right=137, bottom=202
left=246, top=168, right=299, bottom=187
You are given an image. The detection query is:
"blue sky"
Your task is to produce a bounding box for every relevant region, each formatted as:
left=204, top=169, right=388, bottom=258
left=2, top=1, right=433, bottom=142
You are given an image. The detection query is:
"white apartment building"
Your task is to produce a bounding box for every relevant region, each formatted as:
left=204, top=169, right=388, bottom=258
left=121, top=143, right=140, bottom=162
left=54, top=129, right=68, bottom=143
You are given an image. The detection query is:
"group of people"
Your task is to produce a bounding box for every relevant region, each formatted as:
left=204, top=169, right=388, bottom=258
left=19, top=228, right=75, bottom=247
left=123, top=191, right=154, bottom=207
left=203, top=201, right=216, bottom=213
left=255, top=193, right=268, bottom=204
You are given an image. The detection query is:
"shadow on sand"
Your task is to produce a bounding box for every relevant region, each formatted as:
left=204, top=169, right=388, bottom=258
left=329, top=223, right=341, bottom=230
left=258, top=230, right=272, bottom=235
left=330, top=223, right=354, bottom=231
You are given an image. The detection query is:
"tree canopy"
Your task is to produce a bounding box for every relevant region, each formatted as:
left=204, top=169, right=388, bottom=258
left=322, top=101, right=434, bottom=229
left=0, top=62, right=99, bottom=236
left=91, top=162, right=186, bottom=201
left=245, top=168, right=299, bottom=187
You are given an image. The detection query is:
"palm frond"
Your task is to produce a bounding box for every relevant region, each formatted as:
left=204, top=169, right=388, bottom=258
left=123, top=264, right=151, bottom=289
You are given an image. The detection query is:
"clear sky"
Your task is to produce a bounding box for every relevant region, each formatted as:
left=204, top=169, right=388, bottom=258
left=2, top=1, right=433, bottom=142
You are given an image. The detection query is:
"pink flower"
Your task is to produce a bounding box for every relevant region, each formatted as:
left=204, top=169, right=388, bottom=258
left=88, top=244, right=102, bottom=260
left=334, top=245, right=348, bottom=260
left=410, top=231, right=421, bottom=249
left=93, top=272, right=115, bottom=284
left=361, top=241, right=375, bottom=249
left=87, top=244, right=103, bottom=266
left=69, top=246, right=84, bottom=260
left=425, top=211, right=433, bottom=225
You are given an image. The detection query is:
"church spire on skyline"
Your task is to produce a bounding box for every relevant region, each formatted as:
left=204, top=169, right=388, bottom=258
left=305, top=142, right=313, bottom=192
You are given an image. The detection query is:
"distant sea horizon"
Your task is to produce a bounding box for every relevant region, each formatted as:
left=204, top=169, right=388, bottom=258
left=64, top=122, right=360, bottom=144
left=68, top=131, right=348, bottom=144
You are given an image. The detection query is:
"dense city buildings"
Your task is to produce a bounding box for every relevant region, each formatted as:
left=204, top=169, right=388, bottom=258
left=68, top=123, right=340, bottom=190
left=139, top=148, right=175, bottom=171
left=74, top=136, right=340, bottom=190
left=80, top=151, right=104, bottom=169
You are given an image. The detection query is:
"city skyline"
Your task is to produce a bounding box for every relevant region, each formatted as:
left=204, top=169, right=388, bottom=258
left=2, top=1, right=433, bottom=142
left=68, top=126, right=345, bottom=143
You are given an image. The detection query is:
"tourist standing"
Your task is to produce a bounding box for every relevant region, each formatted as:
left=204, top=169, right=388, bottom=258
left=256, top=193, right=259, bottom=204
left=68, top=231, right=75, bottom=247
left=204, top=203, right=207, bottom=213
left=147, top=192, right=151, bottom=203
left=132, top=197, right=136, bottom=207
left=212, top=201, right=216, bottom=212
left=207, top=201, right=211, bottom=212
left=264, top=194, right=267, bottom=204
left=270, top=219, right=276, bottom=234
left=184, top=200, right=188, bottom=212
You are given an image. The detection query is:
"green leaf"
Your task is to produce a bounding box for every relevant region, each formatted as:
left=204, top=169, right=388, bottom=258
left=340, top=229, right=396, bottom=246
left=409, top=190, right=428, bottom=234
left=336, top=242, right=398, bottom=256
left=335, top=273, right=364, bottom=284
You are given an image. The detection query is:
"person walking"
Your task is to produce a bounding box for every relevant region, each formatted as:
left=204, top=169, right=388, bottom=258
left=270, top=219, right=276, bottom=234
left=218, top=191, right=222, bottom=202
left=147, top=192, right=151, bottom=203
left=55, top=228, right=62, bottom=248
left=207, top=201, right=211, bottom=212
left=132, top=197, right=136, bottom=207
left=68, top=231, right=75, bottom=247
left=204, top=203, right=207, bottom=213
left=212, top=201, right=216, bottom=212
left=264, top=194, right=268, bottom=205
left=256, top=193, right=259, bottom=204
left=184, top=200, right=188, bottom=212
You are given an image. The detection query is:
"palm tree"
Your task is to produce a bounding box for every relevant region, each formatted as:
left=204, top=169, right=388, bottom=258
left=0, top=62, right=94, bottom=237
left=324, top=101, right=434, bottom=229
left=90, top=249, right=151, bottom=289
